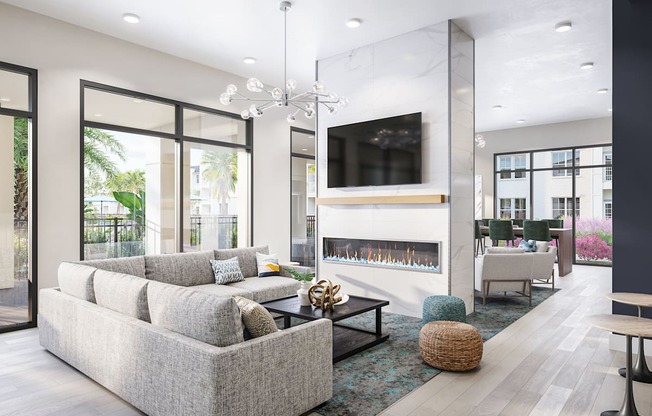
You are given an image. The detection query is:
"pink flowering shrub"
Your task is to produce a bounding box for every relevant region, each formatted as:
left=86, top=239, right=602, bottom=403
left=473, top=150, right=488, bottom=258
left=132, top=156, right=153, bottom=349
left=574, top=217, right=613, bottom=262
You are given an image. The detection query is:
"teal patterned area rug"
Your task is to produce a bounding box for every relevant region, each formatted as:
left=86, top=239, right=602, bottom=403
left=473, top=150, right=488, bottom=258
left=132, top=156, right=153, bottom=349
left=300, top=286, right=559, bottom=416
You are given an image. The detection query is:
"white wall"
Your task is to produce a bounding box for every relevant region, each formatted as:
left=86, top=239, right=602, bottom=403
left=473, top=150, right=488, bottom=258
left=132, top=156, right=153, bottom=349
left=316, top=21, right=475, bottom=317
left=476, top=117, right=612, bottom=218
left=0, top=3, right=301, bottom=289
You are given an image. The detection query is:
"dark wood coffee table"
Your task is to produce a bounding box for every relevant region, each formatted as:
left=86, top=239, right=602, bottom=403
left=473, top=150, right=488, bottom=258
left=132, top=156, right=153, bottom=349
left=261, top=294, right=390, bottom=362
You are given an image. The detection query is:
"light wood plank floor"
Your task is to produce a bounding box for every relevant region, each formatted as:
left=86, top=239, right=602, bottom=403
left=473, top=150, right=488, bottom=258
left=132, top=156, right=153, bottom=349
left=2, top=265, right=651, bottom=416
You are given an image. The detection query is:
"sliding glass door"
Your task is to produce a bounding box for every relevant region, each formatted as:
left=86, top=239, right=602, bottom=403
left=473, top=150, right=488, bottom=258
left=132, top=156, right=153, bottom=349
left=0, top=63, right=37, bottom=332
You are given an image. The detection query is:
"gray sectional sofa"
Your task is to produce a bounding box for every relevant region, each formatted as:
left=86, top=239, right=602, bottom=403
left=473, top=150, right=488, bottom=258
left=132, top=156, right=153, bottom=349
left=38, top=246, right=333, bottom=416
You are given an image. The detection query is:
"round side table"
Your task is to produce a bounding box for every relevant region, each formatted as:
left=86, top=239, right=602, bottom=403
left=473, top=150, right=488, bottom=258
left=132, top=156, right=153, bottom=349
left=588, top=314, right=652, bottom=416
left=607, top=293, right=652, bottom=384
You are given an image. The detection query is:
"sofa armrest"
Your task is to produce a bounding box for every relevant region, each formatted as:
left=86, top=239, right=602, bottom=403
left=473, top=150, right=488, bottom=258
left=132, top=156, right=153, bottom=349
left=279, top=264, right=315, bottom=279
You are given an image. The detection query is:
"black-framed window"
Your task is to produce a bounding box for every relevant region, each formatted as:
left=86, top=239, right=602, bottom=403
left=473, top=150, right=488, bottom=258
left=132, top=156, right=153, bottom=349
left=80, top=81, right=252, bottom=259
left=0, top=61, right=38, bottom=333
left=494, top=143, right=612, bottom=266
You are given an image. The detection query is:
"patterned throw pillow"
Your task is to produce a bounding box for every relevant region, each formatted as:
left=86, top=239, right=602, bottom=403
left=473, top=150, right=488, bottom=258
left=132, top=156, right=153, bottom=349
left=256, top=252, right=280, bottom=277
left=234, top=296, right=279, bottom=338
left=210, top=257, right=245, bottom=285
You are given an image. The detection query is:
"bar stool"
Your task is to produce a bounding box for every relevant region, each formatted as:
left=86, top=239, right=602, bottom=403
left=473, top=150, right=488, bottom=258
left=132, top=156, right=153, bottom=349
left=474, top=220, right=485, bottom=256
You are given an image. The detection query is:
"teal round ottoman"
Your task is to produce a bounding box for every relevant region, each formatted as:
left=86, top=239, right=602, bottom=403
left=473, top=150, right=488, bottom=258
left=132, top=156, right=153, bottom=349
left=422, top=295, right=466, bottom=323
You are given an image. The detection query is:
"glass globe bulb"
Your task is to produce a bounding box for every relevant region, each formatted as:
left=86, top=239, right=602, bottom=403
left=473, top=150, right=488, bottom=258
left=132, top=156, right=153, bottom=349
left=475, top=134, right=484, bottom=143
left=313, top=80, right=325, bottom=92
left=338, top=97, right=349, bottom=108
left=305, top=102, right=315, bottom=110
left=275, top=100, right=283, bottom=107
left=328, top=106, right=338, bottom=115
left=477, top=141, right=486, bottom=149
left=247, top=78, right=262, bottom=92
left=226, top=84, right=238, bottom=95
left=271, top=87, right=283, bottom=100
left=286, top=79, right=297, bottom=91
left=287, top=114, right=296, bottom=123
left=305, top=109, right=315, bottom=119
left=328, top=92, right=338, bottom=102
left=219, top=93, right=232, bottom=105
left=240, top=110, right=251, bottom=120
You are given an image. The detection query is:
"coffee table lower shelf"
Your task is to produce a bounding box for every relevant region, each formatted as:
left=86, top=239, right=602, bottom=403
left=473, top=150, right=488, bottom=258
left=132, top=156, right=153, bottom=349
left=333, top=325, right=389, bottom=363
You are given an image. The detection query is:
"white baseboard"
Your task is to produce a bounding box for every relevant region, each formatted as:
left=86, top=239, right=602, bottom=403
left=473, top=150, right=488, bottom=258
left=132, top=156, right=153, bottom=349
left=609, top=333, right=652, bottom=359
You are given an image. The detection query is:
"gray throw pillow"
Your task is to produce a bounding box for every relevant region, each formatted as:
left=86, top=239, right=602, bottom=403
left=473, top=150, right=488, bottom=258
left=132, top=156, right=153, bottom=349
left=234, top=296, right=278, bottom=338
left=210, top=257, right=245, bottom=285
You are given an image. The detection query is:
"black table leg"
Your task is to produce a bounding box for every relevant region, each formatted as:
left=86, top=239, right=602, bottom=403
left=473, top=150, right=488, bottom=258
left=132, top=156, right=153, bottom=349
left=284, top=315, right=291, bottom=329
left=375, top=307, right=382, bottom=335
left=619, top=306, right=652, bottom=383
left=602, top=335, right=640, bottom=416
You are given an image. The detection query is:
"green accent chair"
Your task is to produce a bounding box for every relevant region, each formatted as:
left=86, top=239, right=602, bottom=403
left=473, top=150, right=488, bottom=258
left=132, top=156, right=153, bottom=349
left=511, top=219, right=525, bottom=228
left=543, top=219, right=563, bottom=247
left=474, top=220, right=485, bottom=256
left=523, top=220, right=551, bottom=242
left=422, top=295, right=467, bottom=323
left=488, top=220, right=515, bottom=247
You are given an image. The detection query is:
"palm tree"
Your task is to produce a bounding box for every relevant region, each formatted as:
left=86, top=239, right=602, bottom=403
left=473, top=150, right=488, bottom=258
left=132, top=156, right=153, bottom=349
left=201, top=151, right=238, bottom=215
left=84, top=127, right=126, bottom=180
left=13, top=118, right=29, bottom=221
left=107, top=170, right=146, bottom=194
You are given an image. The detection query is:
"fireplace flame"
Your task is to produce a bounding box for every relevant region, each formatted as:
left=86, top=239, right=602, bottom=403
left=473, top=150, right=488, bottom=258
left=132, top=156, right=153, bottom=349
left=324, top=239, right=439, bottom=272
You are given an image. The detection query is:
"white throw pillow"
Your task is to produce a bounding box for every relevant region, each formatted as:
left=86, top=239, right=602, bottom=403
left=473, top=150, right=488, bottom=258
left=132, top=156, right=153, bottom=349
left=535, top=241, right=550, bottom=253
left=256, top=252, right=280, bottom=277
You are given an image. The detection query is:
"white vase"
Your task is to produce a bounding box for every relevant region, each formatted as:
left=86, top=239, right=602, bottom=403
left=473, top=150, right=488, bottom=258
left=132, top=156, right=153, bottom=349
left=297, top=281, right=312, bottom=306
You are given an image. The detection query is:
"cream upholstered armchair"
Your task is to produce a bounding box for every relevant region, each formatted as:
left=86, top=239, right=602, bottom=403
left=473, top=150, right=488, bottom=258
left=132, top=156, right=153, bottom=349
left=478, top=246, right=557, bottom=305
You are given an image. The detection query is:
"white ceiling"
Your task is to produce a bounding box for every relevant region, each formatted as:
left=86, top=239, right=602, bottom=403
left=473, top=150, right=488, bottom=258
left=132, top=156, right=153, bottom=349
left=0, top=0, right=612, bottom=132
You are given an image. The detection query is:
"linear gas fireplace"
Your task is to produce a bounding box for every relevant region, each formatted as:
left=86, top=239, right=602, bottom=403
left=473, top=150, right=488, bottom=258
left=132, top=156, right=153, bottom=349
left=323, top=237, right=440, bottom=273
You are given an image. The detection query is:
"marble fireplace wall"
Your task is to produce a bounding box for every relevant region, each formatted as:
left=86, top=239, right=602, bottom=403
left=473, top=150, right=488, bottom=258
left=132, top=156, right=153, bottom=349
left=316, top=21, right=475, bottom=317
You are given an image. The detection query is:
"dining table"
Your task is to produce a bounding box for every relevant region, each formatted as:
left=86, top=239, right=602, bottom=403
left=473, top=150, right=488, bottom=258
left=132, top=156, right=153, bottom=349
left=480, top=226, right=573, bottom=276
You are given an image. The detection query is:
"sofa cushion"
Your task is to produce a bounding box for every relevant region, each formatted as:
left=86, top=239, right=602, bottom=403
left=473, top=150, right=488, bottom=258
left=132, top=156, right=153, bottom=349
left=94, top=270, right=150, bottom=322
left=234, top=296, right=278, bottom=338
left=79, top=256, right=146, bottom=279
left=210, top=257, right=245, bottom=285
left=228, top=276, right=300, bottom=303
left=215, top=246, right=269, bottom=278
left=58, top=262, right=97, bottom=303
left=535, top=241, right=550, bottom=253
left=256, top=252, right=280, bottom=277
left=145, top=250, right=215, bottom=286
left=147, top=281, right=244, bottom=347
left=185, top=283, right=254, bottom=299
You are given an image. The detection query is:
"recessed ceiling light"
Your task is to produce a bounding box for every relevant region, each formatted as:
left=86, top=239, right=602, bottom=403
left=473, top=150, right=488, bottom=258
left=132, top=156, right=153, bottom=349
left=580, top=62, right=594, bottom=69
left=94, top=113, right=103, bottom=117
left=492, top=105, right=503, bottom=110
left=123, top=13, right=140, bottom=24
left=301, top=148, right=308, bottom=151
left=346, top=18, right=362, bottom=29
left=555, top=21, right=572, bottom=32
left=0, top=97, right=10, bottom=102
left=243, top=57, right=257, bottom=64
left=516, top=119, right=525, bottom=124
left=597, top=88, right=609, bottom=94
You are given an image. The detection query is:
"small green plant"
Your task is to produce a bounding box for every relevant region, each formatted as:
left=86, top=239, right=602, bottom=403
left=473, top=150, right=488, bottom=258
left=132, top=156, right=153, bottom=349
left=286, top=268, right=314, bottom=282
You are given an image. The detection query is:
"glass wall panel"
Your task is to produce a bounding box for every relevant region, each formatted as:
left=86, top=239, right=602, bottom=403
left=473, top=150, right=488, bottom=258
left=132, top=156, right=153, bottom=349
left=83, top=129, right=177, bottom=258
left=0, top=70, right=29, bottom=111
left=494, top=171, right=530, bottom=220
left=291, top=129, right=316, bottom=266
left=575, top=165, right=612, bottom=265
left=85, top=88, right=175, bottom=133
left=183, top=109, right=248, bottom=145
left=183, top=141, right=250, bottom=251
left=0, top=115, right=30, bottom=328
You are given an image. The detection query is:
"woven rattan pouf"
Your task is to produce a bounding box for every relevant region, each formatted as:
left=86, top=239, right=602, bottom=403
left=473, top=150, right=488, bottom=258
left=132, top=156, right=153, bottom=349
left=419, top=321, right=483, bottom=371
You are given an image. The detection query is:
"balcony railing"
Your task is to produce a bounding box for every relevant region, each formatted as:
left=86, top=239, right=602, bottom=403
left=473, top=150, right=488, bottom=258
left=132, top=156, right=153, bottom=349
left=306, top=215, right=315, bottom=238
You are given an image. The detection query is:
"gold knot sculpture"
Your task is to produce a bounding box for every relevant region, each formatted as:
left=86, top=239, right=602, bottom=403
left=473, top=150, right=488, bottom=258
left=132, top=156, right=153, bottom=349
left=308, top=279, right=343, bottom=311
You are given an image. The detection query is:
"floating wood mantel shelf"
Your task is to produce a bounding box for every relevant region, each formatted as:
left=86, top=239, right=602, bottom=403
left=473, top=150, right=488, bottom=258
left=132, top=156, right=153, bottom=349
left=316, top=195, right=447, bottom=205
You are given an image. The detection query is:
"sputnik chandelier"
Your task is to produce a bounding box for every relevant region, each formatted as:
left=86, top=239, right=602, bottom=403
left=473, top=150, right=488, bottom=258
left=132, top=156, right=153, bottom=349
left=219, top=1, right=348, bottom=122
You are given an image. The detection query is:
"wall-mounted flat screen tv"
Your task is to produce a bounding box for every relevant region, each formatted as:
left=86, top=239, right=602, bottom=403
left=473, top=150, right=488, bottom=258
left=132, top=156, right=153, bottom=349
left=327, top=112, right=422, bottom=188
